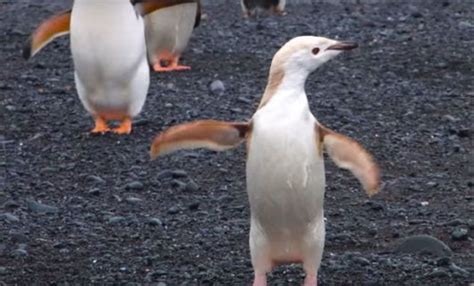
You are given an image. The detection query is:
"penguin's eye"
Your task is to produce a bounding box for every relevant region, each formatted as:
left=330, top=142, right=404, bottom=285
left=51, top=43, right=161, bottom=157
left=312, top=47, right=320, bottom=55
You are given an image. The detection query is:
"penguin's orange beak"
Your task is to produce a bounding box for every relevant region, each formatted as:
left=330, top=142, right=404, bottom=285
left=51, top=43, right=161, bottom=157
left=327, top=42, right=358, bottom=51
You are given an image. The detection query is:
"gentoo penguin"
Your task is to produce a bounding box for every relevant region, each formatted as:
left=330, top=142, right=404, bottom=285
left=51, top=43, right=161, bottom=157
left=144, top=0, right=201, bottom=72
left=23, top=0, right=175, bottom=134
left=149, top=36, right=380, bottom=285
left=241, top=0, right=286, bottom=17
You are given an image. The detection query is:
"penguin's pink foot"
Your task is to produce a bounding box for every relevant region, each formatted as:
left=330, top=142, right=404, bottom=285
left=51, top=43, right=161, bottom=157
left=152, top=62, right=191, bottom=72
left=303, top=274, right=317, bottom=286
left=152, top=56, right=191, bottom=72
left=112, top=117, right=132, bottom=135
left=252, top=273, right=267, bottom=286
left=91, top=117, right=110, bottom=134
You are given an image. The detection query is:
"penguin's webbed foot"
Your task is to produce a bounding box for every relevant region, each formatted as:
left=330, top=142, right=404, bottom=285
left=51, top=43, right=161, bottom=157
left=112, top=117, right=132, bottom=135
left=153, top=60, right=191, bottom=72
left=91, top=117, right=110, bottom=134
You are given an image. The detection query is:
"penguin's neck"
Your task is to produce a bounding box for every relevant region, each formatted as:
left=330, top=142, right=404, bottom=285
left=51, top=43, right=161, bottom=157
left=259, top=65, right=311, bottom=109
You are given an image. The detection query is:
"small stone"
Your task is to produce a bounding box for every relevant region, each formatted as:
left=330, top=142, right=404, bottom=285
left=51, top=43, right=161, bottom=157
left=3, top=200, right=20, bottom=209
left=1, top=213, right=19, bottom=223
left=126, top=197, right=143, bottom=204
left=26, top=199, right=59, bottom=214
left=147, top=218, right=162, bottom=227
left=87, top=188, right=101, bottom=196
left=185, top=180, right=199, bottom=192
left=209, top=80, right=225, bottom=94
left=126, top=181, right=144, bottom=190
left=411, top=11, right=423, bottom=18
left=86, top=175, right=106, bottom=185
left=365, top=201, right=385, bottom=211
left=167, top=206, right=179, bottom=215
left=436, top=257, right=451, bottom=266
left=171, top=179, right=187, bottom=190
left=425, top=269, right=450, bottom=278
left=157, top=170, right=174, bottom=179
left=420, top=201, right=429, bottom=206
left=457, top=128, right=470, bottom=138
left=426, top=181, right=438, bottom=188
left=0, top=266, right=7, bottom=274
left=11, top=248, right=28, bottom=258
left=443, top=219, right=465, bottom=226
left=451, top=228, right=468, bottom=241
left=108, top=216, right=126, bottom=224
left=171, top=170, right=188, bottom=178
left=442, top=115, right=458, bottom=122
left=449, top=263, right=469, bottom=276
left=237, top=96, right=253, bottom=104
left=157, top=282, right=167, bottom=286
left=188, top=202, right=200, bottom=211
left=395, top=235, right=452, bottom=257
left=353, top=256, right=371, bottom=266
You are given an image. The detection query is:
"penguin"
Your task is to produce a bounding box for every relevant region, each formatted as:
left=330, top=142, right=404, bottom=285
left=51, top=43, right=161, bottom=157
left=241, top=0, right=286, bottom=18
left=23, top=0, right=177, bottom=134
left=144, top=0, right=201, bottom=72
left=149, top=36, right=380, bottom=285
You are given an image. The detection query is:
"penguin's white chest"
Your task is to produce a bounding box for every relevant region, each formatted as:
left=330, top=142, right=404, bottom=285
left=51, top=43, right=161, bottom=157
left=247, top=101, right=326, bottom=235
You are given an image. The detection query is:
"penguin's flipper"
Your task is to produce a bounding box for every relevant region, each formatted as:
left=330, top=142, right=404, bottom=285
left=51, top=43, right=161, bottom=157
left=317, top=123, right=380, bottom=197
left=150, top=120, right=249, bottom=160
left=23, top=9, right=71, bottom=60
left=132, top=0, right=196, bottom=16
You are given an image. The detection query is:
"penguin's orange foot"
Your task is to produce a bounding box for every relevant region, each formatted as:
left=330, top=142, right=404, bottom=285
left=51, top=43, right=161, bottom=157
left=112, top=118, right=132, bottom=135
left=153, top=63, right=191, bottom=72
left=91, top=117, right=110, bottom=134
left=168, top=64, right=191, bottom=71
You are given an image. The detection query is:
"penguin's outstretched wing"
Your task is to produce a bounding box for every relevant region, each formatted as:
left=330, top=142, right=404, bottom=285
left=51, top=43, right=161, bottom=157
left=316, top=123, right=380, bottom=197
left=150, top=120, right=250, bottom=160
left=132, top=0, right=197, bottom=16
left=23, top=9, right=71, bottom=60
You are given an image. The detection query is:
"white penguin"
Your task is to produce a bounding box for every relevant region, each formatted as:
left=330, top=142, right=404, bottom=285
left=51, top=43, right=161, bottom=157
left=144, top=0, right=201, bottom=72
left=241, top=0, right=286, bottom=17
left=149, top=36, right=380, bottom=285
left=23, top=0, right=173, bottom=134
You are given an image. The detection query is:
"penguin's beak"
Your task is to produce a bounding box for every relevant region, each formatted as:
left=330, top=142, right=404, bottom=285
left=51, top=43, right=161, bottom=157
left=327, top=41, right=358, bottom=51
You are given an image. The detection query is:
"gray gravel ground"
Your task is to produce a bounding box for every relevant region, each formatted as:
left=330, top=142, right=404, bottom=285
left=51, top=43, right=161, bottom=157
left=1, top=0, right=473, bottom=285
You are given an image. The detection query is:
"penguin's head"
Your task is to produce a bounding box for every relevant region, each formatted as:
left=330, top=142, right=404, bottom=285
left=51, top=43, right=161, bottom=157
left=272, top=36, right=358, bottom=74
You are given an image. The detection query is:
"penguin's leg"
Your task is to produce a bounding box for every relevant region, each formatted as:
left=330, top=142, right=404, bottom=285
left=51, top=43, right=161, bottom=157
left=91, top=116, right=110, bottom=134
left=303, top=275, right=317, bottom=286
left=250, top=219, right=271, bottom=286
left=301, top=217, right=324, bottom=286
left=112, top=117, right=132, bottom=135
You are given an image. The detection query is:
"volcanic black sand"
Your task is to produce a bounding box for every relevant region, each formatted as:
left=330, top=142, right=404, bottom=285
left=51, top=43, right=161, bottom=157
left=1, top=0, right=473, bottom=285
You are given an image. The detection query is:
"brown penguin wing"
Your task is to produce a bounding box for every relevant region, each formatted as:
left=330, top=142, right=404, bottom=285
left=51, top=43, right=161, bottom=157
left=316, top=123, right=381, bottom=197
left=23, top=9, right=71, bottom=60
left=150, top=120, right=250, bottom=160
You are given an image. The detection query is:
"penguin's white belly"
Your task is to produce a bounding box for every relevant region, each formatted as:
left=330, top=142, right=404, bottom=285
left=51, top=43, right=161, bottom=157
left=247, top=108, right=326, bottom=264
left=71, top=1, right=149, bottom=118
left=144, top=3, right=197, bottom=62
